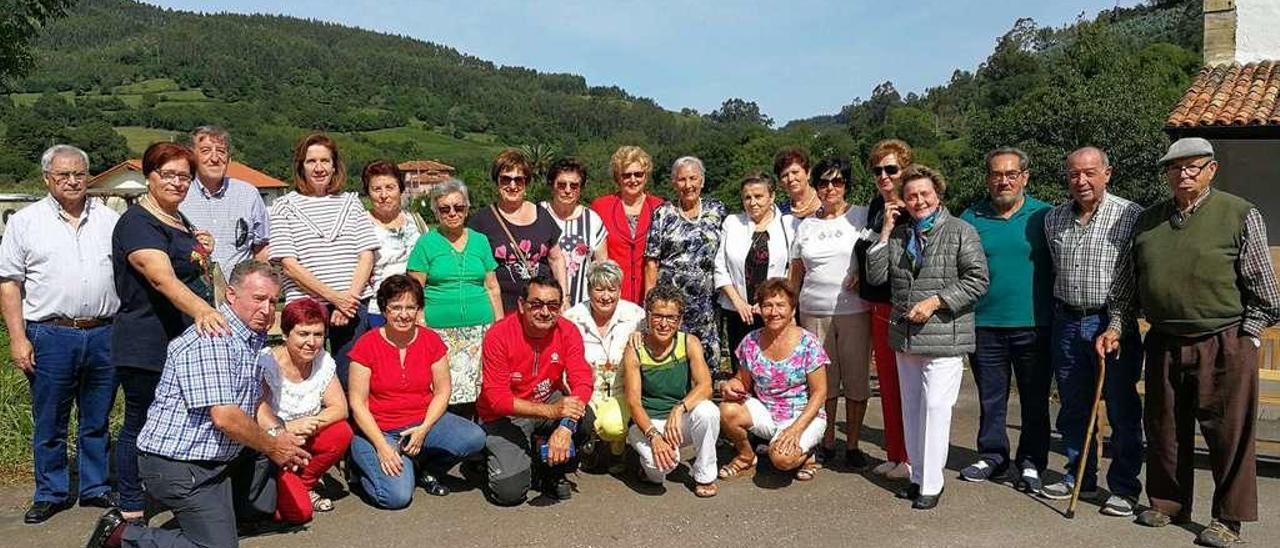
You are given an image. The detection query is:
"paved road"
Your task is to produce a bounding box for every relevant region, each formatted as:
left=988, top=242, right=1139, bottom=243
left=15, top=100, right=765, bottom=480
left=2, top=375, right=1276, bottom=548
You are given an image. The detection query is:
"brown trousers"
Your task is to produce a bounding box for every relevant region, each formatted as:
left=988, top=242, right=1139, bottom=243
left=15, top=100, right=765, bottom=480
left=1143, top=327, right=1258, bottom=522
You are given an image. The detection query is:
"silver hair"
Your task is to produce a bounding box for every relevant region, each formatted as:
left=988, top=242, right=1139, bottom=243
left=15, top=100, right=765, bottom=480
left=429, top=178, right=471, bottom=217
left=1066, top=146, right=1110, bottom=168
left=191, top=125, right=230, bottom=145
left=40, top=144, right=89, bottom=172
left=670, top=156, right=705, bottom=179
left=228, top=260, right=280, bottom=288
left=586, top=260, right=623, bottom=290
left=985, top=147, right=1030, bottom=172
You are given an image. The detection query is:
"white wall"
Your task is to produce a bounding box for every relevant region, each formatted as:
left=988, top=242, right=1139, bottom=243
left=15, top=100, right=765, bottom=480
left=1237, top=0, right=1280, bottom=63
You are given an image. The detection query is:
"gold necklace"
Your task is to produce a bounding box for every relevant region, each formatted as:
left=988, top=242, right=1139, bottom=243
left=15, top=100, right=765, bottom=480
left=140, top=194, right=186, bottom=229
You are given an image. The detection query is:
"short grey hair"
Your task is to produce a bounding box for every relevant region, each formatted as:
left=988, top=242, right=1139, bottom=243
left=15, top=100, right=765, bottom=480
left=40, top=144, right=89, bottom=172
left=1066, top=146, right=1110, bottom=169
left=228, top=260, right=280, bottom=288
left=586, top=260, right=623, bottom=290
left=671, top=156, right=705, bottom=179
left=191, top=125, right=230, bottom=146
left=985, top=147, right=1030, bottom=172
left=428, top=179, right=471, bottom=218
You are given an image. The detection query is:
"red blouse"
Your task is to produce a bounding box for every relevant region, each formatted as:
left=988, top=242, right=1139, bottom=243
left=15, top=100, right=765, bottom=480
left=589, top=193, right=665, bottom=304
left=348, top=326, right=447, bottom=431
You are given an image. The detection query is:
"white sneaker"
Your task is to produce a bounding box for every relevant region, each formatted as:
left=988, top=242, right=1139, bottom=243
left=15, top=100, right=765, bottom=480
left=872, top=461, right=896, bottom=475
left=885, top=462, right=911, bottom=480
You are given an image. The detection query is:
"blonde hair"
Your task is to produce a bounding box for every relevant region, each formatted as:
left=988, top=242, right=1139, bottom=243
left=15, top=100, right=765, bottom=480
left=610, top=146, right=652, bottom=183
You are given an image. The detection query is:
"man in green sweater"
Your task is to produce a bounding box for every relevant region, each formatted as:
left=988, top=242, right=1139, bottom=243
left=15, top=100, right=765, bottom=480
left=1100, top=137, right=1280, bottom=548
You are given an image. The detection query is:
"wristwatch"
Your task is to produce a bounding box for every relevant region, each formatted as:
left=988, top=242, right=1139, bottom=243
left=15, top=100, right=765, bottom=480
left=646, top=426, right=661, bottom=440
left=266, top=426, right=282, bottom=438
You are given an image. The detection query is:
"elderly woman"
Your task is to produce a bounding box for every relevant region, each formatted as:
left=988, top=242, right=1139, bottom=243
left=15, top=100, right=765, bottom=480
left=775, top=147, right=819, bottom=220
left=866, top=166, right=988, bottom=510
left=541, top=157, right=608, bottom=306
left=347, top=275, right=487, bottom=509
left=256, top=298, right=353, bottom=524
left=563, top=260, right=645, bottom=472
left=622, top=284, right=720, bottom=496
left=407, top=179, right=504, bottom=411
left=111, top=141, right=225, bottom=523
left=789, top=158, right=872, bottom=468
left=269, top=133, right=381, bottom=382
left=469, top=150, right=568, bottom=312
left=714, top=172, right=793, bottom=373
left=643, top=156, right=726, bottom=368
left=590, top=146, right=665, bottom=304
left=719, top=278, right=828, bottom=482
left=854, top=139, right=914, bottom=479
left=364, top=160, right=426, bottom=324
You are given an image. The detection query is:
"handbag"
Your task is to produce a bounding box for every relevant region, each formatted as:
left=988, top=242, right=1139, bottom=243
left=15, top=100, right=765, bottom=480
left=490, top=205, right=538, bottom=279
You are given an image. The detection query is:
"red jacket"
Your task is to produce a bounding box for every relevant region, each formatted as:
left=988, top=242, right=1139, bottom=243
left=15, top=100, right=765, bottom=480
left=477, top=314, right=594, bottom=423
left=590, top=193, right=665, bottom=304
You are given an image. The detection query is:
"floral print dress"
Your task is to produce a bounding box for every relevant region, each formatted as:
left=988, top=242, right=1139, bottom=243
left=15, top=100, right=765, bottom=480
left=644, top=198, right=727, bottom=368
left=736, top=328, right=830, bottom=423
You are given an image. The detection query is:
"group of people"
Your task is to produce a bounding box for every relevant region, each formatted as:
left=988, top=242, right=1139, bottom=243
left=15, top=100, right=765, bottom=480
left=1, top=124, right=1273, bottom=548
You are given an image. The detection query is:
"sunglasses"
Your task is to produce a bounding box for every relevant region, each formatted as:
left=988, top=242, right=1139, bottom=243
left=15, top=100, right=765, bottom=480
left=524, top=299, right=562, bottom=312
left=872, top=165, right=901, bottom=177
left=437, top=204, right=468, bottom=215
left=554, top=180, right=581, bottom=191
left=498, top=175, right=529, bottom=186
left=621, top=171, right=646, bottom=180
left=814, top=178, right=846, bottom=189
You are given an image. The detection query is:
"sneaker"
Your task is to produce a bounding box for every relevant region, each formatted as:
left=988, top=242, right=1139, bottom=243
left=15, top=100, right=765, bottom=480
left=885, top=462, right=911, bottom=480
left=1100, top=494, right=1136, bottom=517
left=1196, top=520, right=1243, bottom=547
left=542, top=474, right=573, bottom=501
left=1017, top=468, right=1042, bottom=494
left=1040, top=481, right=1097, bottom=501
left=960, top=460, right=995, bottom=482
left=872, top=461, right=896, bottom=475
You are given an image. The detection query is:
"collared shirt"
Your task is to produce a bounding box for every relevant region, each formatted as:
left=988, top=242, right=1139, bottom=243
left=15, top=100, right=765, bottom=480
left=179, top=177, right=270, bottom=276
left=0, top=195, right=120, bottom=321
left=959, top=195, right=1055, bottom=327
left=137, top=304, right=268, bottom=462
left=1043, top=192, right=1143, bottom=309
left=1107, top=189, right=1280, bottom=337
left=563, top=299, right=646, bottom=403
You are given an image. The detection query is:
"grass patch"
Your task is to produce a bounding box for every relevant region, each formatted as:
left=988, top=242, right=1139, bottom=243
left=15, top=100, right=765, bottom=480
left=159, top=90, right=210, bottom=102
left=110, top=78, right=180, bottom=95
left=358, top=126, right=504, bottom=166
left=114, top=126, right=180, bottom=155
left=8, top=91, right=75, bottom=107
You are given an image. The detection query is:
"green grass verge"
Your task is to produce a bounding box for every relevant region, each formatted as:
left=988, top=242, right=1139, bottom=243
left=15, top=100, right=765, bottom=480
left=110, top=78, right=180, bottom=95
left=114, top=126, right=181, bottom=155
left=158, top=90, right=210, bottom=102
left=8, top=91, right=75, bottom=107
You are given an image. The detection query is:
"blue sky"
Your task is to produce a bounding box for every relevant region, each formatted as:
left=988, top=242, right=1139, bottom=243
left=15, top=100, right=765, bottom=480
left=148, top=0, right=1139, bottom=124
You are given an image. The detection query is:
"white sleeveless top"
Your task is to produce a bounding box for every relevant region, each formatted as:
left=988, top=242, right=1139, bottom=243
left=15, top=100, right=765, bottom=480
left=259, top=348, right=337, bottom=421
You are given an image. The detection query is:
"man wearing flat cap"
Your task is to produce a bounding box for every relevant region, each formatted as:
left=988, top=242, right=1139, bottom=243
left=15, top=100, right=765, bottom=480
left=1099, top=137, right=1280, bottom=547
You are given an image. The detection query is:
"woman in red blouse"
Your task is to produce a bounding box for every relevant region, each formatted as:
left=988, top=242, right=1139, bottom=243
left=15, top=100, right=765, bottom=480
left=346, top=275, right=485, bottom=509
left=590, top=146, right=664, bottom=304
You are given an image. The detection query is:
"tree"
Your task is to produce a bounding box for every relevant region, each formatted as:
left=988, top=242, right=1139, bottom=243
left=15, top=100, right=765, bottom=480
left=0, top=0, right=77, bottom=87
left=707, top=98, right=773, bottom=128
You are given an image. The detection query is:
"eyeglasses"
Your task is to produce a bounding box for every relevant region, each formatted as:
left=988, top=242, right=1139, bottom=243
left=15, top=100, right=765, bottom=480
left=436, top=204, right=468, bottom=215
left=554, top=180, right=581, bottom=191
left=814, top=178, right=846, bottom=189
left=155, top=170, right=193, bottom=185
left=498, top=175, right=528, bottom=186
left=871, top=165, right=900, bottom=177
left=1164, top=159, right=1213, bottom=178
left=987, top=169, right=1024, bottom=182
left=46, top=171, right=89, bottom=183
left=650, top=313, right=681, bottom=324
left=524, top=299, right=562, bottom=313
left=621, top=171, right=646, bottom=181
left=384, top=304, right=421, bottom=314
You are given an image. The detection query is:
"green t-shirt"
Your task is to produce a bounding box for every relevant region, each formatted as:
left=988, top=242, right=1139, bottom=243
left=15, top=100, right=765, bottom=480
left=638, top=333, right=691, bottom=420
left=959, top=196, right=1054, bottom=328
left=406, top=228, right=499, bottom=328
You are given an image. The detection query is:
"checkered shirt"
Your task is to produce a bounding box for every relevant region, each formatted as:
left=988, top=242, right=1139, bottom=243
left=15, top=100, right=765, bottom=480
left=1043, top=192, right=1143, bottom=309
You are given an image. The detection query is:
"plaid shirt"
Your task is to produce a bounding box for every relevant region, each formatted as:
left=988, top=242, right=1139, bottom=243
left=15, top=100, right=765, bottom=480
left=1107, top=190, right=1280, bottom=337
left=137, top=305, right=268, bottom=461
left=1044, top=192, right=1143, bottom=309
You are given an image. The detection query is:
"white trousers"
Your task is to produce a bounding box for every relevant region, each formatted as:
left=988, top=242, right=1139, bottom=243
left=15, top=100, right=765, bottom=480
left=896, top=352, right=964, bottom=496
left=627, top=400, right=721, bottom=484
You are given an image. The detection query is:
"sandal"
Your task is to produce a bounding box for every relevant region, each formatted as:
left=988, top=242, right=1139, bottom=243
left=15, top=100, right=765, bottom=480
left=795, top=458, right=819, bottom=482
left=718, top=455, right=757, bottom=480
left=694, top=482, right=719, bottom=498
left=309, top=490, right=334, bottom=512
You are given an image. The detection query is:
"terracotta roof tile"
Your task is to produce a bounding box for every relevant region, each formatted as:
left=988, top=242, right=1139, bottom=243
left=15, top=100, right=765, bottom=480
left=1167, top=61, right=1280, bottom=128
left=89, top=159, right=288, bottom=189
left=398, top=160, right=455, bottom=172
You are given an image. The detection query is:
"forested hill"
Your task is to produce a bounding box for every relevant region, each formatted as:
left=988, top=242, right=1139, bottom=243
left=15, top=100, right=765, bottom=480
left=0, top=0, right=1204, bottom=211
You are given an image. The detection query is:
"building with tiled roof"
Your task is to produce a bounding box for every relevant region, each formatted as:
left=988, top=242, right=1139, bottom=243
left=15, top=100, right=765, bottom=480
left=88, top=158, right=289, bottom=208
left=398, top=159, right=456, bottom=197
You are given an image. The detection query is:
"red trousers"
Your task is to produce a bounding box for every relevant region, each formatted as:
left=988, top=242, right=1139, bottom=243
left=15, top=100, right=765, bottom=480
left=871, top=303, right=908, bottom=463
left=275, top=420, right=354, bottom=524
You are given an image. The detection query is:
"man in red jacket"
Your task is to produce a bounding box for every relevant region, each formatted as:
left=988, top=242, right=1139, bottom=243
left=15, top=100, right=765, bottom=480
left=476, top=273, right=596, bottom=505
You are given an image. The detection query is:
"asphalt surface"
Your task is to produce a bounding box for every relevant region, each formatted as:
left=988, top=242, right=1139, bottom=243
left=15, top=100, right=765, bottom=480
left=2, top=374, right=1277, bottom=548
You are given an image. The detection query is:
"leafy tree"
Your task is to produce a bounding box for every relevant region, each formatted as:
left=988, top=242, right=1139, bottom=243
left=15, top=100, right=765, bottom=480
left=0, top=0, right=77, bottom=87
left=707, top=98, right=773, bottom=128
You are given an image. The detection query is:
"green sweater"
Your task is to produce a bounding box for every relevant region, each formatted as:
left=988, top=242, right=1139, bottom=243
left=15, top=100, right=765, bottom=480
left=1133, top=190, right=1253, bottom=337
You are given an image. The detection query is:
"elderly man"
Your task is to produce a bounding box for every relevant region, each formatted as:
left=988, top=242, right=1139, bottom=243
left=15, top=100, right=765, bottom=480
left=179, top=126, right=270, bottom=283
left=1039, top=147, right=1145, bottom=516
left=86, top=261, right=310, bottom=548
left=1100, top=137, right=1280, bottom=548
left=0, top=145, right=120, bottom=524
left=958, top=147, right=1054, bottom=493
left=476, top=273, right=595, bottom=505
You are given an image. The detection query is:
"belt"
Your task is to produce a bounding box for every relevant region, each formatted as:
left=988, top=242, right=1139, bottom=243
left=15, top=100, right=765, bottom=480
left=39, top=317, right=111, bottom=329
left=1055, top=301, right=1105, bottom=318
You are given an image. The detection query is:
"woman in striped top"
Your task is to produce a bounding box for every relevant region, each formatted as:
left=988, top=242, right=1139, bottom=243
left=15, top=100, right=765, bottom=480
left=270, top=133, right=381, bottom=384
left=540, top=157, right=608, bottom=307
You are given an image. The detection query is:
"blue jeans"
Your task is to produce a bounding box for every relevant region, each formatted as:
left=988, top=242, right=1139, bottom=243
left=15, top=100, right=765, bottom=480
left=26, top=323, right=115, bottom=503
left=1051, top=309, right=1144, bottom=496
left=348, top=412, right=485, bottom=509
left=971, top=326, right=1052, bottom=472
left=115, top=367, right=161, bottom=513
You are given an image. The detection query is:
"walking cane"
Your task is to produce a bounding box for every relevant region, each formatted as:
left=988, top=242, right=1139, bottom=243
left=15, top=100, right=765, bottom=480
left=1065, top=354, right=1107, bottom=519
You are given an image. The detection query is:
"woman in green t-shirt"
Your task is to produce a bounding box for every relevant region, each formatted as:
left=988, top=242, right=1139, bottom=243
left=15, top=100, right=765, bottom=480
left=407, top=180, right=505, bottom=412
left=622, top=284, right=720, bottom=497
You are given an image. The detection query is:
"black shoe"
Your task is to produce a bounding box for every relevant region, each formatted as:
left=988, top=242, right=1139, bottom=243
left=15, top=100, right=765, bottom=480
left=816, top=445, right=836, bottom=464
left=543, top=474, right=573, bottom=501
left=895, top=482, right=921, bottom=500
left=417, top=473, right=449, bottom=497
left=912, top=488, right=944, bottom=510
left=79, top=493, right=118, bottom=509
left=24, top=500, right=73, bottom=524
left=85, top=508, right=125, bottom=548
left=845, top=448, right=868, bottom=469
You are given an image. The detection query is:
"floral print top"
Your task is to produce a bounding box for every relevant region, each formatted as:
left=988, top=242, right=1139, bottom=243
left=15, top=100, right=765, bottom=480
left=736, top=328, right=829, bottom=423
left=469, top=205, right=562, bottom=312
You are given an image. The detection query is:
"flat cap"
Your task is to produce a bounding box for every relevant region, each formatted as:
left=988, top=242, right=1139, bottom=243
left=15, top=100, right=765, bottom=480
left=1158, top=137, right=1214, bottom=165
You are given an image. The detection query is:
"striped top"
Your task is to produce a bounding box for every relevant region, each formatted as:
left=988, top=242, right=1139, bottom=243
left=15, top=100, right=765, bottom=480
left=269, top=192, right=380, bottom=303
left=540, top=202, right=607, bottom=306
